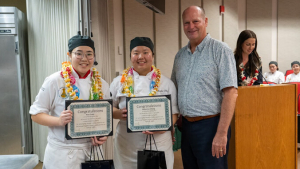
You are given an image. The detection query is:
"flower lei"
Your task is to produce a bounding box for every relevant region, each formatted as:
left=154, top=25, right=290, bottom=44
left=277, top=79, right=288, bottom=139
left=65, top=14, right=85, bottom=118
left=239, top=63, right=259, bottom=86
left=61, top=61, right=103, bottom=100
left=120, top=65, right=161, bottom=97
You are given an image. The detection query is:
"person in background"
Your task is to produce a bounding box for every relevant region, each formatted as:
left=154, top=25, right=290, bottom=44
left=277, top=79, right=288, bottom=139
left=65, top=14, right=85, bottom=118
left=171, top=6, right=238, bottom=169
left=29, top=35, right=110, bottom=169
left=286, top=61, right=300, bottom=82
left=234, top=30, right=263, bottom=86
left=263, top=61, right=284, bottom=84
left=110, top=37, right=179, bottom=169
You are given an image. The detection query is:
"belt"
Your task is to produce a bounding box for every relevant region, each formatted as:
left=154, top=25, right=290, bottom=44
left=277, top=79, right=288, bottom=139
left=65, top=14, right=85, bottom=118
left=184, top=113, right=220, bottom=122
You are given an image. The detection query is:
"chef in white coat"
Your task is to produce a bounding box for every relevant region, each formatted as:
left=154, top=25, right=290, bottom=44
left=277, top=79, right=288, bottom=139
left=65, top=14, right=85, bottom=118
left=110, top=37, right=179, bottom=169
left=29, top=34, right=110, bottom=169
left=263, top=61, right=284, bottom=84
left=286, top=61, right=300, bottom=82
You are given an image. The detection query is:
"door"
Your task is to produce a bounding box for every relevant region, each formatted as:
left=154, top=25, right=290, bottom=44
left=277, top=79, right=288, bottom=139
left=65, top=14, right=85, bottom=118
left=0, top=35, right=22, bottom=154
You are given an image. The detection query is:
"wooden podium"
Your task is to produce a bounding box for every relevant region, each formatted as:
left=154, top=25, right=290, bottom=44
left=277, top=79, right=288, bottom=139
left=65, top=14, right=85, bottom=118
left=228, top=84, right=298, bottom=169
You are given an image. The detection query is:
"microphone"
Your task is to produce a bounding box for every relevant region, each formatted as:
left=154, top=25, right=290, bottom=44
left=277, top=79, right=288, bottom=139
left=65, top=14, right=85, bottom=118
left=250, top=53, right=269, bottom=84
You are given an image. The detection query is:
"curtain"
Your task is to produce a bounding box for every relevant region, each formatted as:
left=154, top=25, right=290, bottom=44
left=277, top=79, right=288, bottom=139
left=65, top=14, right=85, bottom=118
left=27, top=0, right=78, bottom=161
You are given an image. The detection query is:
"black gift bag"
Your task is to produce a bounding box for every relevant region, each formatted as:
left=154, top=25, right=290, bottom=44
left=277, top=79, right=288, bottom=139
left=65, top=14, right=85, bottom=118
left=137, top=134, right=167, bottom=169
left=81, top=145, right=115, bottom=169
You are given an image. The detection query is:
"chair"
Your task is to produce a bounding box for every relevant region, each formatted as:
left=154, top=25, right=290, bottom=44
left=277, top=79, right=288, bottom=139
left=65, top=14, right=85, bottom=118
left=263, top=81, right=276, bottom=84
left=285, top=69, right=293, bottom=76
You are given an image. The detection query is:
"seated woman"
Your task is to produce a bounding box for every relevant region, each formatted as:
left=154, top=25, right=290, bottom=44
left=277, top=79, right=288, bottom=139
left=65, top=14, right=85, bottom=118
left=234, top=30, right=263, bottom=86
left=263, top=61, right=285, bottom=84
left=286, top=61, right=300, bottom=82
left=29, top=34, right=110, bottom=169
left=110, top=37, right=179, bottom=169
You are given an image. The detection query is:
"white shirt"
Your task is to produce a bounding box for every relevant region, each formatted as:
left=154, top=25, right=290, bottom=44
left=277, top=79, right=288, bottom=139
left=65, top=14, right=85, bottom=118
left=286, top=72, right=300, bottom=82
left=110, top=70, right=179, bottom=114
left=110, top=69, right=179, bottom=169
left=29, top=70, right=110, bottom=144
left=263, top=71, right=285, bottom=84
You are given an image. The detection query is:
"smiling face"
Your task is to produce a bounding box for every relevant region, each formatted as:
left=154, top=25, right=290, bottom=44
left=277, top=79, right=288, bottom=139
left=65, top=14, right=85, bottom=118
left=269, top=64, right=277, bottom=73
left=68, top=46, right=94, bottom=77
left=182, top=6, right=208, bottom=44
left=292, top=64, right=300, bottom=74
left=242, top=38, right=256, bottom=56
left=130, top=46, right=154, bottom=76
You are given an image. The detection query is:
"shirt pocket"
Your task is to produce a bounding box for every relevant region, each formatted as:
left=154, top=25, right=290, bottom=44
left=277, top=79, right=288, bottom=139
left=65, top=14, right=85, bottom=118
left=195, top=64, right=215, bottom=79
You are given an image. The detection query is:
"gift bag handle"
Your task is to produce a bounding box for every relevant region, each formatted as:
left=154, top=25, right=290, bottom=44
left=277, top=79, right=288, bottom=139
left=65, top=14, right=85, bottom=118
left=143, top=134, right=159, bottom=155
left=143, top=135, right=149, bottom=155
left=97, top=145, right=105, bottom=160
left=88, top=145, right=101, bottom=167
left=144, top=134, right=148, bottom=150
left=151, top=134, right=158, bottom=151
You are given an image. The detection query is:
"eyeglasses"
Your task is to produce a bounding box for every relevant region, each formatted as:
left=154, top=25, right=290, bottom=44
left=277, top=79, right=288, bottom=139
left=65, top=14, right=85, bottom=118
left=72, top=51, right=94, bottom=60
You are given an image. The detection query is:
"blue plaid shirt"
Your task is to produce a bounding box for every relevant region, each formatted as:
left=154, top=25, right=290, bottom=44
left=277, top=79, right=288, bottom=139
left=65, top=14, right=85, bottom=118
left=171, top=34, right=237, bottom=117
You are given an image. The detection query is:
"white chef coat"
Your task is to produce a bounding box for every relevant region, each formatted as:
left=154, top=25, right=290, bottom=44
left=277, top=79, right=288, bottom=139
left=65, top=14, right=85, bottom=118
left=29, top=69, right=110, bottom=169
left=110, top=69, right=179, bottom=169
left=286, top=72, right=300, bottom=82
left=263, top=71, right=285, bottom=84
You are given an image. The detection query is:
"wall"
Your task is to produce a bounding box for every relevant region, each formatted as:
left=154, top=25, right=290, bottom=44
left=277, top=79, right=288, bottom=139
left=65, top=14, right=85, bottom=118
left=247, top=0, right=273, bottom=73
left=0, top=0, right=26, bottom=14
left=155, top=0, right=179, bottom=76
left=112, top=0, right=300, bottom=79
left=118, top=0, right=240, bottom=78
left=278, top=0, right=300, bottom=73
left=113, top=0, right=124, bottom=75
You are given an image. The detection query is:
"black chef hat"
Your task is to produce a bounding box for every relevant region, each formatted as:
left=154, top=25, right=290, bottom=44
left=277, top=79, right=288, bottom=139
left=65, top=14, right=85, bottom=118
left=68, top=35, right=95, bottom=53
left=269, top=61, right=278, bottom=66
left=291, top=61, right=300, bottom=67
left=130, top=37, right=154, bottom=54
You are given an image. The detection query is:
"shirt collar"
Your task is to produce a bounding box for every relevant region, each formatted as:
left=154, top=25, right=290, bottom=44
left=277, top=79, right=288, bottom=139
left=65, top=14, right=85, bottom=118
left=187, top=33, right=211, bottom=53
left=72, top=68, right=91, bottom=79
left=132, top=68, right=154, bottom=78
left=270, top=71, right=277, bottom=74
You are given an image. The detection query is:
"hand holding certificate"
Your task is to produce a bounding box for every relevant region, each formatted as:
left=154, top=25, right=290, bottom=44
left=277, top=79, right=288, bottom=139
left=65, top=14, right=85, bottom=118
left=126, top=95, right=173, bottom=133
left=65, top=100, right=113, bottom=140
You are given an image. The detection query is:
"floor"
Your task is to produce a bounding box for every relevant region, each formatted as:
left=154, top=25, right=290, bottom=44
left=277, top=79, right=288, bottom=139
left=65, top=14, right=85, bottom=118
left=33, top=150, right=183, bottom=169
left=34, top=149, right=300, bottom=169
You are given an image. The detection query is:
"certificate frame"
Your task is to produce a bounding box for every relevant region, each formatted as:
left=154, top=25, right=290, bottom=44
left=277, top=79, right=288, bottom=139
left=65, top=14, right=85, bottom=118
left=126, top=95, right=173, bottom=133
left=65, top=99, right=113, bottom=140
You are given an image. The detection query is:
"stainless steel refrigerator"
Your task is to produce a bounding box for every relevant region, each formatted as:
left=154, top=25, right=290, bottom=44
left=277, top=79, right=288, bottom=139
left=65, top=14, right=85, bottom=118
left=0, top=7, right=32, bottom=154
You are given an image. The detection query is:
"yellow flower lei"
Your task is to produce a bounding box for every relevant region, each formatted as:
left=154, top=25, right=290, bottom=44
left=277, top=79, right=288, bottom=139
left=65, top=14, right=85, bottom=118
left=120, top=65, right=161, bottom=97
left=61, top=61, right=103, bottom=100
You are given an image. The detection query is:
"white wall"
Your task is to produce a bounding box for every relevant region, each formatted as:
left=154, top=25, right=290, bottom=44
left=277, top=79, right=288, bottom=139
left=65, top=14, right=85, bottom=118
left=155, top=0, right=179, bottom=77
left=113, top=0, right=124, bottom=75
left=111, top=0, right=300, bottom=79
left=278, top=0, right=300, bottom=73
left=247, top=0, right=273, bottom=73
left=203, top=0, right=222, bottom=41
left=114, top=0, right=240, bottom=78
left=225, top=0, right=239, bottom=50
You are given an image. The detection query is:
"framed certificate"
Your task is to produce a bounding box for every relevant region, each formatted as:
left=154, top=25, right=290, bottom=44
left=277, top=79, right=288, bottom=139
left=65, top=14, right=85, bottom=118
left=65, top=99, right=113, bottom=140
left=126, top=95, right=173, bottom=133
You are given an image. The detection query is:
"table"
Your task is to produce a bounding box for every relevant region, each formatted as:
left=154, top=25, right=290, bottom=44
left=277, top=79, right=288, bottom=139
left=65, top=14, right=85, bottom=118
left=0, top=154, right=39, bottom=169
